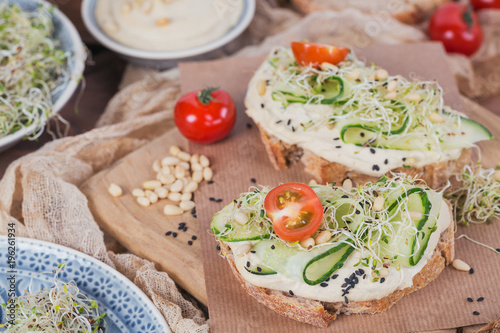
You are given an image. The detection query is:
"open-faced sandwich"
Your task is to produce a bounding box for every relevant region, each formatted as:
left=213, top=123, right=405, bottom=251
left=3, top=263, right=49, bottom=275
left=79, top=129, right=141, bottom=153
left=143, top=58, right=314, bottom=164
left=211, top=176, right=454, bottom=327
left=245, top=42, right=493, bottom=188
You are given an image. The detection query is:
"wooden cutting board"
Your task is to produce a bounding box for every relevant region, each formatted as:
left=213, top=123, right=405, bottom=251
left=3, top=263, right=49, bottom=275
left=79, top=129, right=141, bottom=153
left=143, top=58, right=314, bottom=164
left=81, top=128, right=207, bottom=305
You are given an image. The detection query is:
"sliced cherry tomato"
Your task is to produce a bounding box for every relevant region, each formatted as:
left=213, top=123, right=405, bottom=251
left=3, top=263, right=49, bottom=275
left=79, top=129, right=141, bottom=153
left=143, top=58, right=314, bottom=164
left=174, top=87, right=236, bottom=144
left=471, top=0, right=500, bottom=11
left=264, top=183, right=323, bottom=242
left=291, top=42, right=349, bottom=67
left=429, top=4, right=483, bottom=56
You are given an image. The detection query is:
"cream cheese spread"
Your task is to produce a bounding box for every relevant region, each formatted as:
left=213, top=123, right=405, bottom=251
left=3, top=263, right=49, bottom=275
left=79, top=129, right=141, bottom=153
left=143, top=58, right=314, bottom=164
left=95, top=0, right=244, bottom=51
left=228, top=199, right=451, bottom=303
left=245, top=59, right=463, bottom=177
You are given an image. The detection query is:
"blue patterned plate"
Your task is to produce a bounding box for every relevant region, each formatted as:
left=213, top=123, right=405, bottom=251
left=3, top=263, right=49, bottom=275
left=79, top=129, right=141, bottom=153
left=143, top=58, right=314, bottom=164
left=0, top=236, right=170, bottom=332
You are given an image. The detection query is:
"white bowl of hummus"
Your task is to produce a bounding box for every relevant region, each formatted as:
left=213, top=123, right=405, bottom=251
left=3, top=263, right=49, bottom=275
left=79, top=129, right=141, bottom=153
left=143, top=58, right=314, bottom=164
left=81, top=0, right=255, bottom=68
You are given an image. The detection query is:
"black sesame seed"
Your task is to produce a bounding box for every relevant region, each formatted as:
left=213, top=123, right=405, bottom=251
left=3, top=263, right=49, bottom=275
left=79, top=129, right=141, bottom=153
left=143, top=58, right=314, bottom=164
left=353, top=277, right=359, bottom=284
left=192, top=235, right=197, bottom=240
left=187, top=241, right=193, bottom=246
left=216, top=245, right=221, bottom=251
left=477, top=297, right=484, bottom=302
left=207, top=180, right=214, bottom=184
left=496, top=248, right=500, bottom=253
left=332, top=274, right=339, bottom=279
left=402, top=157, right=407, bottom=162
left=251, top=178, right=256, bottom=183
left=257, top=267, right=262, bottom=272
left=276, top=120, right=282, bottom=124
left=473, top=311, right=480, bottom=316
left=372, top=165, right=380, bottom=171
left=380, top=278, right=386, bottom=283
left=216, top=199, right=223, bottom=203
left=260, top=103, right=265, bottom=109
left=467, top=297, right=473, bottom=302
left=172, top=232, right=178, bottom=238
left=271, top=245, right=275, bottom=250
left=287, top=119, right=291, bottom=126
left=342, top=195, right=349, bottom=198
left=246, top=123, right=252, bottom=129
left=384, top=159, right=388, bottom=165
left=360, top=132, right=365, bottom=137
left=183, top=227, right=188, bottom=232
left=333, top=137, right=340, bottom=140
left=358, top=269, right=365, bottom=274
left=370, top=148, right=376, bottom=154
left=326, top=278, right=330, bottom=282
left=246, top=261, right=250, bottom=268
left=191, top=208, right=196, bottom=215
left=165, top=231, right=172, bottom=236
left=469, top=268, right=475, bottom=274
left=178, top=225, right=184, bottom=230
left=292, top=126, right=296, bottom=132
left=336, top=145, right=342, bottom=149
left=355, top=270, right=362, bottom=276
left=320, top=283, right=328, bottom=287
left=363, top=274, right=366, bottom=279
left=345, top=296, right=349, bottom=304
left=289, top=290, right=294, bottom=296
left=251, top=250, right=256, bottom=253
left=209, top=197, right=215, bottom=201
left=193, top=215, right=197, bottom=218
left=349, top=273, right=356, bottom=280
left=355, top=210, right=360, bottom=215
left=341, top=283, right=348, bottom=288
left=179, top=222, right=186, bottom=227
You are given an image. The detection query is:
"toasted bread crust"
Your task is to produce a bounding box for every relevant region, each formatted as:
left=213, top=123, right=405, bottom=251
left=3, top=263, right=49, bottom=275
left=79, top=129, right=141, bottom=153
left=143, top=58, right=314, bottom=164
left=219, top=203, right=455, bottom=327
left=257, top=124, right=471, bottom=189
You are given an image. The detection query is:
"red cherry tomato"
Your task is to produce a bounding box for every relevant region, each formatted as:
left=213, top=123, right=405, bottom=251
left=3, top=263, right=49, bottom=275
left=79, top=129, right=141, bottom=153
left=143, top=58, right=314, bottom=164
left=429, top=4, right=483, bottom=56
left=471, top=0, right=500, bottom=10
left=264, top=183, right=324, bottom=242
left=174, top=87, right=236, bottom=144
left=291, top=42, right=350, bottom=67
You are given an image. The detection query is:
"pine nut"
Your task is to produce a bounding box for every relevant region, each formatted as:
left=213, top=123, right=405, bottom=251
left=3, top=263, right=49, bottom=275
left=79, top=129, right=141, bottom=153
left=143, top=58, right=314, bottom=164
left=146, top=190, right=158, bottom=203
left=387, top=80, right=397, bottom=92
left=346, top=68, right=360, bottom=81
left=372, top=267, right=389, bottom=278
left=429, top=112, right=445, bottom=124
left=191, top=162, right=203, bottom=172
left=199, top=155, right=210, bottom=167
left=384, top=91, right=397, bottom=100
left=152, top=160, right=161, bottom=172
left=174, top=165, right=185, bottom=179
left=184, top=181, right=198, bottom=193
left=235, top=244, right=252, bottom=257
left=299, top=238, right=315, bottom=250
left=314, top=230, right=332, bottom=245
left=160, top=174, right=176, bottom=185
left=373, top=196, right=385, bottom=212
left=162, top=166, right=172, bottom=175
left=405, top=92, right=421, bottom=102
left=367, top=73, right=376, bottom=81
left=155, top=187, right=168, bottom=199
left=169, top=145, right=181, bottom=156
left=179, top=162, right=190, bottom=170
left=308, top=179, right=317, bottom=186
left=342, top=178, right=352, bottom=191
left=155, top=17, right=169, bottom=27
left=409, top=210, right=423, bottom=220
left=257, top=80, right=267, bottom=96
left=452, top=259, right=471, bottom=272
left=177, top=151, right=191, bottom=162
left=170, top=179, right=184, bottom=193
left=168, top=192, right=181, bottom=202
left=108, top=183, right=123, bottom=197
left=404, top=156, right=416, bottom=166
left=137, top=196, right=151, bottom=207
left=494, top=170, right=500, bottom=182
left=181, top=192, right=192, bottom=201
left=203, top=167, right=213, bottom=181
left=143, top=180, right=162, bottom=190
left=180, top=200, right=196, bottom=211
left=132, top=188, right=145, bottom=197
left=182, top=177, right=191, bottom=187
left=192, top=170, right=203, bottom=183
left=375, top=69, right=388, bottom=81
left=320, top=62, right=338, bottom=72
left=190, top=154, right=199, bottom=164
left=233, top=212, right=249, bottom=225
left=162, top=156, right=180, bottom=166
left=164, top=204, right=183, bottom=216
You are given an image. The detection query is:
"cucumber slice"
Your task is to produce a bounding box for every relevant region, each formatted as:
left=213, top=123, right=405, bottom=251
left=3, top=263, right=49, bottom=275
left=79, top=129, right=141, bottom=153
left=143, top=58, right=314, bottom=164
left=211, top=203, right=270, bottom=242
left=271, top=76, right=344, bottom=105
left=244, top=262, right=277, bottom=275
left=253, top=239, right=354, bottom=285
left=341, top=115, right=492, bottom=150
left=314, top=77, right=344, bottom=104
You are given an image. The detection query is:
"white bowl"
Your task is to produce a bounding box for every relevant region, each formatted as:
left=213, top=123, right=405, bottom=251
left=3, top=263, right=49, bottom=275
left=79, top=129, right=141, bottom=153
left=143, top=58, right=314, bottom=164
left=81, top=0, right=256, bottom=68
left=0, top=0, right=86, bottom=153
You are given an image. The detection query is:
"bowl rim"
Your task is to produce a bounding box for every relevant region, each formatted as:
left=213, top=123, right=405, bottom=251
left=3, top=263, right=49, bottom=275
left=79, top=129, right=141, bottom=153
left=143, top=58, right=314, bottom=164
left=0, top=0, right=86, bottom=150
left=81, top=0, right=256, bottom=60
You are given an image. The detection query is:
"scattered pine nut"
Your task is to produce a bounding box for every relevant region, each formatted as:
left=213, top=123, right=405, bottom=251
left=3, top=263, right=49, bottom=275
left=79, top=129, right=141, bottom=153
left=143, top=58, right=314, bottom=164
left=405, top=92, right=421, bottom=102
left=384, top=91, right=397, bottom=100
left=367, top=73, right=376, bottom=81
left=143, top=180, right=162, bottom=190
left=160, top=174, right=176, bottom=185
left=177, top=151, right=191, bottom=162
left=203, top=167, right=213, bottom=181
left=164, top=204, right=183, bottom=216
left=181, top=192, right=192, bottom=201
left=179, top=162, right=190, bottom=170
left=314, top=230, right=332, bottom=245
left=184, top=181, right=198, bottom=193
left=152, top=160, right=161, bottom=172
left=170, top=179, right=184, bottom=193
left=452, top=259, right=471, bottom=272
left=387, top=80, right=397, bottom=92
left=373, top=196, right=385, bottom=212
left=409, top=210, right=423, bottom=220
left=429, top=112, right=445, bottom=124
left=174, top=165, right=186, bottom=179
left=404, top=156, right=416, bottom=166
left=342, top=178, right=353, bottom=191
left=320, top=62, right=338, bottom=72
left=162, top=156, right=180, bottom=166
left=168, top=192, right=182, bottom=202
left=199, top=155, right=210, bottom=167
left=108, top=183, right=123, bottom=197
left=233, top=212, right=249, bottom=225
left=308, top=179, right=317, bottom=186
left=180, top=200, right=196, bottom=211
left=192, top=170, right=203, bottom=183
left=299, top=238, right=315, bottom=250
left=375, top=69, right=388, bottom=81
left=146, top=190, right=159, bottom=204
left=155, top=187, right=168, bottom=199
left=494, top=170, right=500, bottom=182
left=191, top=162, right=203, bottom=172
left=190, top=154, right=199, bottom=164
left=257, top=80, right=267, bottom=96
left=169, top=145, right=181, bottom=156
left=132, top=188, right=145, bottom=197
left=346, top=68, right=360, bottom=81
left=137, top=196, right=151, bottom=207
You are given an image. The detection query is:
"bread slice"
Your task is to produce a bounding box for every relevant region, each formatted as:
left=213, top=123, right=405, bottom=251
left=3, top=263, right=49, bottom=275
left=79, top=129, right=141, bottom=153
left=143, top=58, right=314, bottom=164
left=257, top=124, right=471, bottom=189
left=218, top=202, right=455, bottom=327
left=291, top=0, right=452, bottom=24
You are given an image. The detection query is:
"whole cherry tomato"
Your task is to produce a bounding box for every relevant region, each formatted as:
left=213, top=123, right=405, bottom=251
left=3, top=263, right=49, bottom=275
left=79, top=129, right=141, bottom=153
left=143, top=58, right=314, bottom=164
left=471, top=0, right=500, bottom=10
left=174, top=87, right=236, bottom=144
left=429, top=4, right=483, bottom=56
left=291, top=42, right=349, bottom=67
left=264, top=183, right=324, bottom=242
